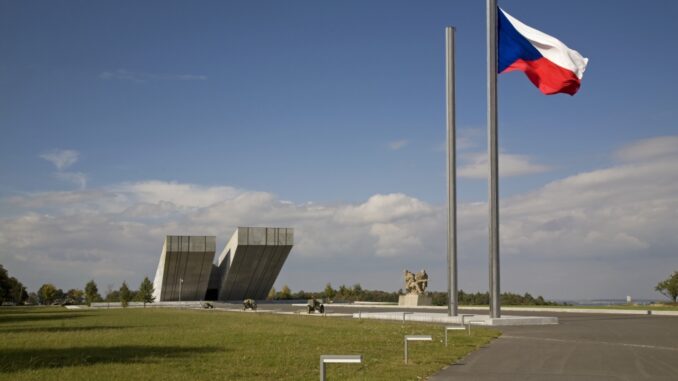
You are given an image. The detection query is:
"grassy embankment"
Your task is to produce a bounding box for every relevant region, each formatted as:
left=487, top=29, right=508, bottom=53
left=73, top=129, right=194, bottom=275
left=0, top=307, right=498, bottom=381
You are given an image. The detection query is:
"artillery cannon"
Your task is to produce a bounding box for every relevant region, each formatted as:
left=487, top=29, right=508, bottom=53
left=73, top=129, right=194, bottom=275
left=243, top=299, right=257, bottom=311
left=307, top=298, right=325, bottom=314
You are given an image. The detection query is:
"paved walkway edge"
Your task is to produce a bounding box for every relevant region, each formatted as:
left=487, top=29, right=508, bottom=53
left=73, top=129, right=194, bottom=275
left=317, top=303, right=678, bottom=316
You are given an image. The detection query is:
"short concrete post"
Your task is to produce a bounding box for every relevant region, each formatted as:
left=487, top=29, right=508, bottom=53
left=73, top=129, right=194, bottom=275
left=404, top=335, right=432, bottom=364
left=402, top=312, right=413, bottom=324
left=320, top=355, right=362, bottom=381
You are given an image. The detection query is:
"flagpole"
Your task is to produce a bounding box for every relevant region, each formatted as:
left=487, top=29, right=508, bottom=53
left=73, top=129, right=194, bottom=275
left=487, top=0, right=501, bottom=318
left=445, top=26, right=458, bottom=317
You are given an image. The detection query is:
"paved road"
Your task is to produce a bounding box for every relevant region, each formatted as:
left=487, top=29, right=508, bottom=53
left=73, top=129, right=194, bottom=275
left=428, top=311, right=678, bottom=381
left=248, top=303, right=678, bottom=380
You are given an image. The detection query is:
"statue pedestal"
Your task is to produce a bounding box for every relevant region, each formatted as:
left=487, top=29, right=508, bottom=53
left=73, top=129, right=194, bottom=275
left=398, top=293, right=432, bottom=306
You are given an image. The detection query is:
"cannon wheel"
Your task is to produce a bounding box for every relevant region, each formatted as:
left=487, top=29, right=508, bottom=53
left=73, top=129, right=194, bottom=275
left=319, top=305, right=325, bottom=314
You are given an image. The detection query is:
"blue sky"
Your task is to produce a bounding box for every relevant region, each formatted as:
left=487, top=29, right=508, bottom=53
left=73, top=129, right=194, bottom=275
left=1, top=0, right=677, bottom=300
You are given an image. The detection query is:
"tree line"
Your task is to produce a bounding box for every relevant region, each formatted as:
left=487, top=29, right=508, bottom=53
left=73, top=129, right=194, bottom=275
left=32, top=278, right=155, bottom=307
left=266, top=282, right=562, bottom=306
left=0, top=264, right=155, bottom=308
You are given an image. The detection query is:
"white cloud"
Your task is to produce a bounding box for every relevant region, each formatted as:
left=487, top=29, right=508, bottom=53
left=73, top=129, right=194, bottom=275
left=3, top=136, right=678, bottom=299
left=54, top=172, right=87, bottom=190
left=388, top=139, right=409, bottom=150
left=458, top=127, right=483, bottom=150
left=458, top=152, right=550, bottom=178
left=433, top=128, right=482, bottom=152
left=99, top=69, right=207, bottom=82
left=337, top=193, right=433, bottom=224
left=113, top=181, right=242, bottom=209
left=39, top=149, right=87, bottom=190
left=615, top=135, right=678, bottom=162
left=40, top=149, right=79, bottom=170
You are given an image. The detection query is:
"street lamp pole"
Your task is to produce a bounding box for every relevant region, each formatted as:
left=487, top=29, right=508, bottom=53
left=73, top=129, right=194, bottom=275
left=179, top=278, right=183, bottom=302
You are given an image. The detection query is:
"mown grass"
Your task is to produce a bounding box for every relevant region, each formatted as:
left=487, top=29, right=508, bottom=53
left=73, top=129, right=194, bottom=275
left=0, top=307, right=498, bottom=381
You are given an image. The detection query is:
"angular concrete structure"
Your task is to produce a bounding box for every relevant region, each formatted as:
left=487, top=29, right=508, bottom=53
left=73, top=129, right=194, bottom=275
left=152, top=236, right=216, bottom=302
left=215, top=227, right=293, bottom=301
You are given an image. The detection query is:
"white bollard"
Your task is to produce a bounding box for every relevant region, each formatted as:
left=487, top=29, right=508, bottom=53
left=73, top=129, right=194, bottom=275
left=404, top=335, right=432, bottom=364
left=460, top=314, right=474, bottom=325
left=320, top=355, right=362, bottom=381
left=444, top=325, right=466, bottom=347
left=466, top=320, right=485, bottom=336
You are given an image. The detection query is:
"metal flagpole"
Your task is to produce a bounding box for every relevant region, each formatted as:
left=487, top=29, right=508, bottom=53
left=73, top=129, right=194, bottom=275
left=487, top=0, right=501, bottom=318
left=445, top=26, right=458, bottom=317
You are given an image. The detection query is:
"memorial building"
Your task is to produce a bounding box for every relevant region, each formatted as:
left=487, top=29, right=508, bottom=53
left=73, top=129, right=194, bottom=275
left=152, top=227, right=293, bottom=301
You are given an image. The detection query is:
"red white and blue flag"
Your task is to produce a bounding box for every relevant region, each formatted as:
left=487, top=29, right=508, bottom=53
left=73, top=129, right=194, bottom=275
left=498, top=8, right=588, bottom=95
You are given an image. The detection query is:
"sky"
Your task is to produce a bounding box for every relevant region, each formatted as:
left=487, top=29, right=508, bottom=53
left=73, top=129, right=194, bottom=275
left=1, top=0, right=677, bottom=300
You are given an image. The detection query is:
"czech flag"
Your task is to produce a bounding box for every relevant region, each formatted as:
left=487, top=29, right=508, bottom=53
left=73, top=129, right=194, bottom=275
left=499, top=8, right=588, bottom=95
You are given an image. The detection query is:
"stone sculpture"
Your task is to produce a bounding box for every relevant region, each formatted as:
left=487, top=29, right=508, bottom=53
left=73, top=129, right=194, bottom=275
left=404, top=269, right=429, bottom=294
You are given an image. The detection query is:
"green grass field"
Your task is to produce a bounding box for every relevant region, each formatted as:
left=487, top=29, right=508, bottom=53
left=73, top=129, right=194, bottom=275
left=0, top=307, right=498, bottom=381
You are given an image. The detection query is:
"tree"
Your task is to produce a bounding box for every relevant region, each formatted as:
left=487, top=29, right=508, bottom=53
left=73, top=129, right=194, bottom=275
left=352, top=283, right=363, bottom=299
left=119, top=281, right=131, bottom=307
left=37, top=283, right=58, bottom=305
left=323, top=283, right=336, bottom=301
left=279, top=284, right=292, bottom=300
left=338, top=284, right=350, bottom=300
left=267, top=287, right=276, bottom=300
left=20, top=286, right=29, bottom=304
left=105, top=290, right=120, bottom=302
left=54, top=288, right=65, bottom=304
left=6, top=277, right=26, bottom=304
left=0, top=264, right=10, bottom=304
left=85, top=280, right=101, bottom=306
left=0, top=264, right=28, bottom=305
left=66, top=289, right=84, bottom=305
left=27, top=292, right=39, bottom=305
left=137, top=277, right=155, bottom=307
left=655, top=271, right=678, bottom=302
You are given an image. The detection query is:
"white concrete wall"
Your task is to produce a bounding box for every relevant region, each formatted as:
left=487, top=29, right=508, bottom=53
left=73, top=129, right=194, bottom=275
left=152, top=235, right=216, bottom=301
left=216, top=227, right=293, bottom=301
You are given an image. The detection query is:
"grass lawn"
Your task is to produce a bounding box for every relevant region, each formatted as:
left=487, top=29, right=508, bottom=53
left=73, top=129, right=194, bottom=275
left=0, top=307, right=499, bottom=381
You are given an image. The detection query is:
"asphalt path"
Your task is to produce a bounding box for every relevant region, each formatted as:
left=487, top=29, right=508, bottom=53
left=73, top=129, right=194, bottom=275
left=248, top=303, right=678, bottom=380
left=428, top=310, right=678, bottom=381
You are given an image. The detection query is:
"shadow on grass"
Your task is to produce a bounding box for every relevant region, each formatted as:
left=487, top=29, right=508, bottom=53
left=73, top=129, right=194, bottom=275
left=1, top=308, right=62, bottom=315
left=0, top=325, right=132, bottom=334
left=0, top=345, right=225, bottom=373
left=0, top=307, right=75, bottom=314
left=0, top=313, right=92, bottom=325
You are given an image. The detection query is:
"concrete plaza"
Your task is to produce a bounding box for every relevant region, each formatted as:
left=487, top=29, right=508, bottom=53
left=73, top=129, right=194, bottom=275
left=427, top=310, right=678, bottom=380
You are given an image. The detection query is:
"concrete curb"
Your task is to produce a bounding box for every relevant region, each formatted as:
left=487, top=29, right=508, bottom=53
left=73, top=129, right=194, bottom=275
left=353, top=312, right=558, bottom=326
left=324, top=303, right=678, bottom=316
